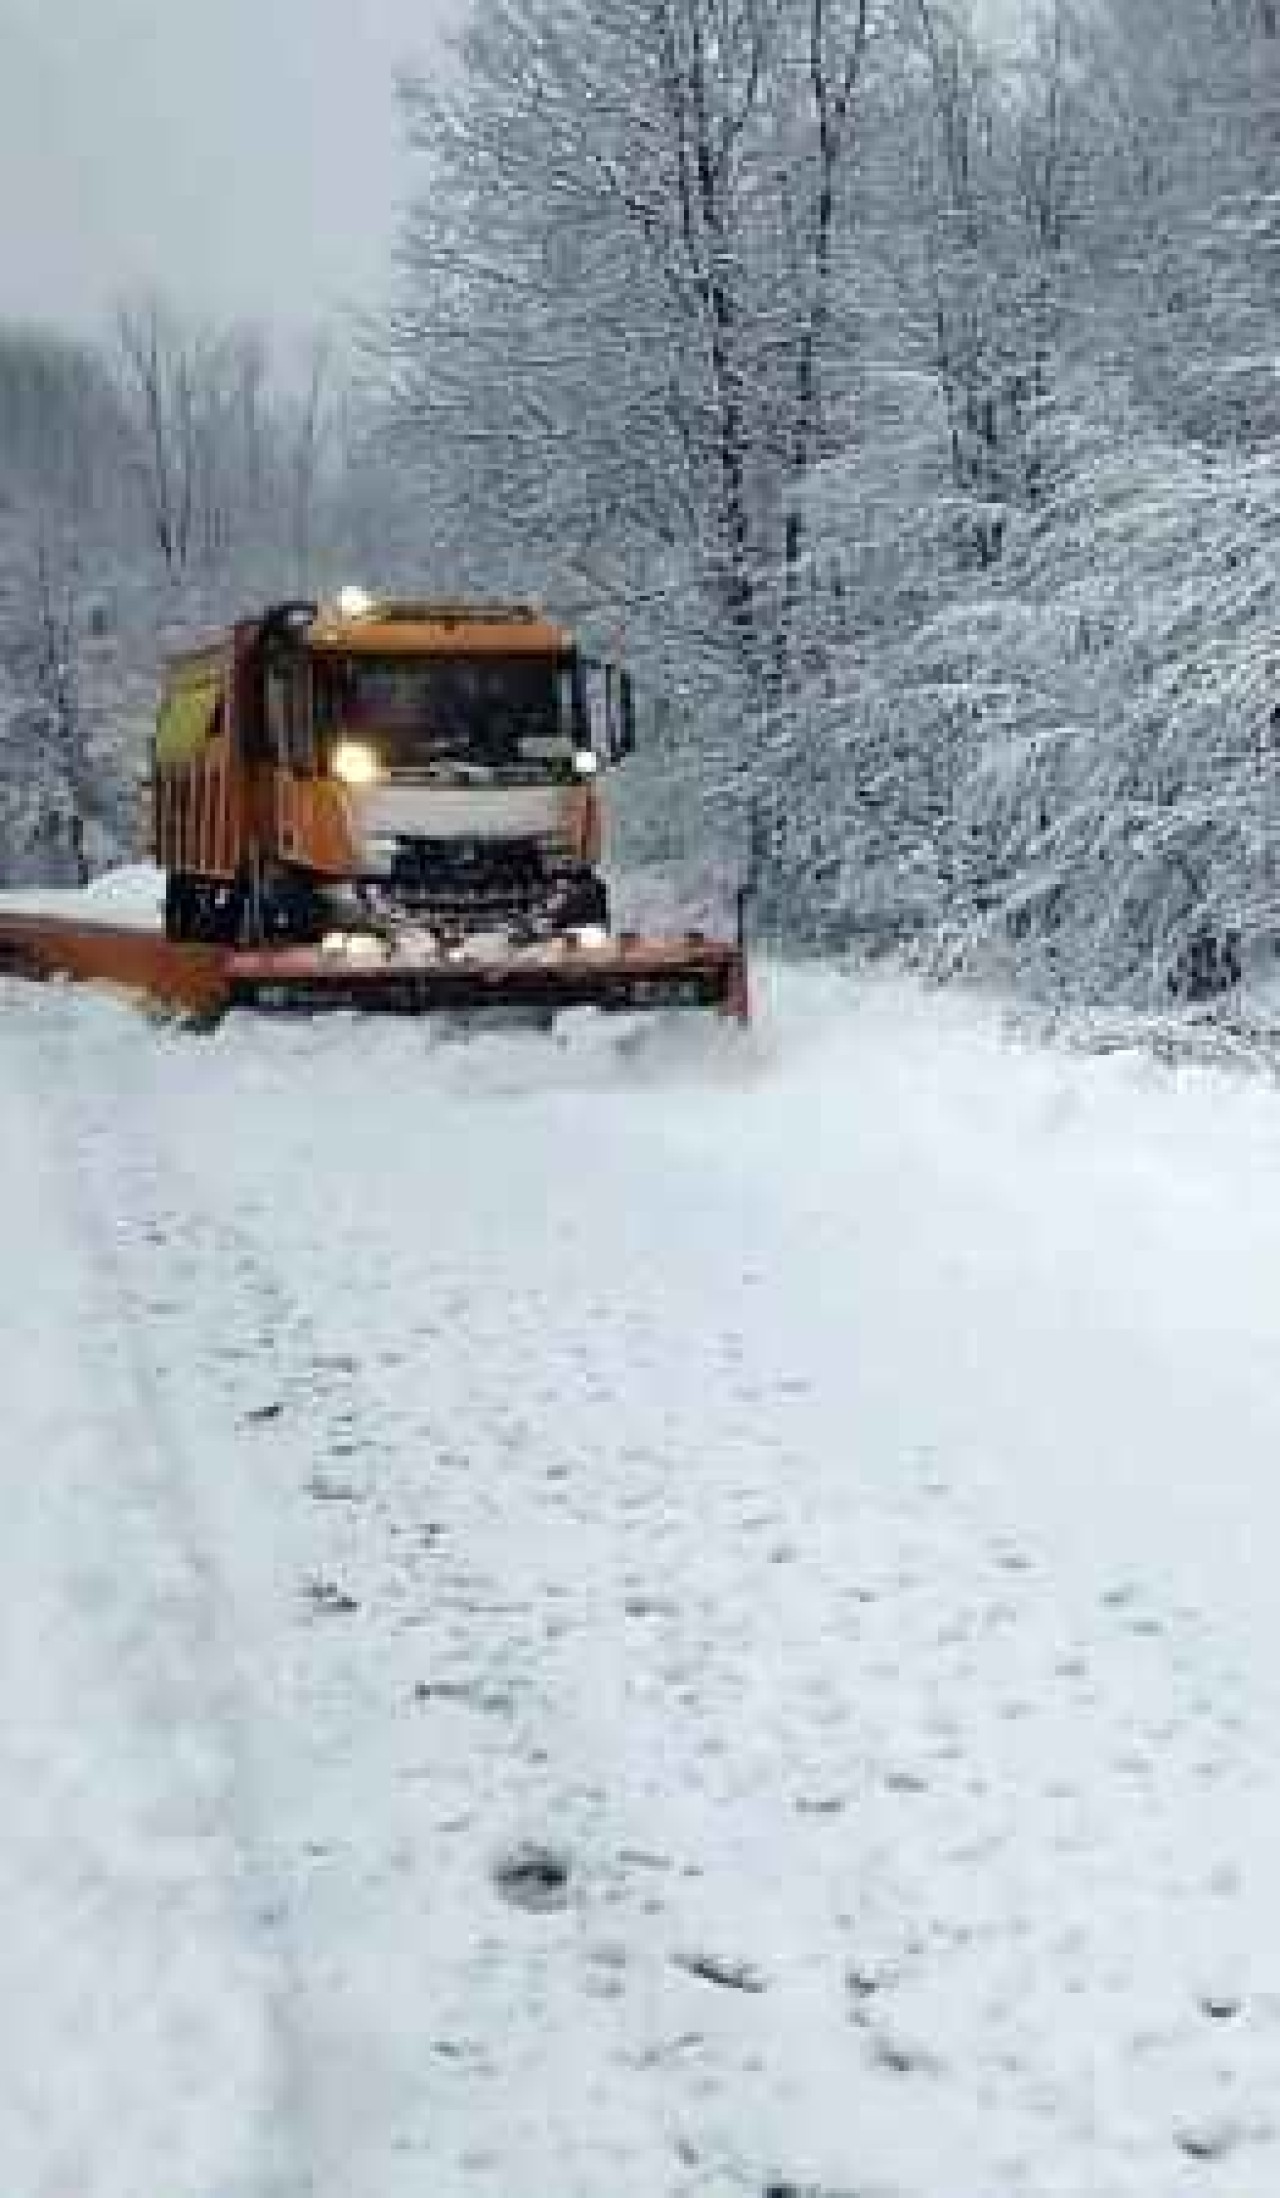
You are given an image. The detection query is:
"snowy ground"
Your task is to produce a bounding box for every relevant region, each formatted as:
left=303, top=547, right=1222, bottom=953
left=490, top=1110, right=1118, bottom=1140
left=5, top=963, right=1280, bottom=2197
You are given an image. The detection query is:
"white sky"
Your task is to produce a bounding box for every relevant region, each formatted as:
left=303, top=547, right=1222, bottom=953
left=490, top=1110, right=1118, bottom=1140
left=0, top=0, right=1035, bottom=356
left=0, top=0, right=459, bottom=348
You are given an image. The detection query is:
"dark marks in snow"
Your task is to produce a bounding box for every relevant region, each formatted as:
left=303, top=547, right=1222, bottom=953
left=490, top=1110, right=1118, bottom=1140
left=242, top=1398, right=285, bottom=1426
left=303, top=1574, right=360, bottom=1616
left=673, top=1949, right=768, bottom=1995
left=492, top=1840, right=573, bottom=1913
left=306, top=1473, right=363, bottom=1505
left=763, top=2184, right=869, bottom=2198
left=1175, top=2114, right=1245, bottom=2162
left=413, top=1676, right=515, bottom=1720
left=866, top=2025, right=945, bottom=2079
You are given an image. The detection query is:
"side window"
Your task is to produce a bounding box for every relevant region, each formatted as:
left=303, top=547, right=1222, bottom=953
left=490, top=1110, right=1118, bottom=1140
left=558, top=666, right=579, bottom=744
left=314, top=663, right=336, bottom=740
left=287, top=667, right=314, bottom=772
left=265, top=666, right=289, bottom=764
left=265, top=663, right=313, bottom=771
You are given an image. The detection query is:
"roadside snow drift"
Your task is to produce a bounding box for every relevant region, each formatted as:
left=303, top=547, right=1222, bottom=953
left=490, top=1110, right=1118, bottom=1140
left=0, top=865, right=166, bottom=932
left=4, top=964, right=1280, bottom=2198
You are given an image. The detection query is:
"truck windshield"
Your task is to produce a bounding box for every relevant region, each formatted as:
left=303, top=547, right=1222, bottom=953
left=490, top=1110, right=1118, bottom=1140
left=315, top=654, right=581, bottom=776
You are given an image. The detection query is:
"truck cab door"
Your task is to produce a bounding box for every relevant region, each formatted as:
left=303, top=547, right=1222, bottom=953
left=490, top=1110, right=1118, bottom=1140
left=265, top=659, right=312, bottom=865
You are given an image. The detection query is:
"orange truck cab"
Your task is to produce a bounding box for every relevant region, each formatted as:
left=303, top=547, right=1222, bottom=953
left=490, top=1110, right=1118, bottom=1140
left=151, top=594, right=636, bottom=946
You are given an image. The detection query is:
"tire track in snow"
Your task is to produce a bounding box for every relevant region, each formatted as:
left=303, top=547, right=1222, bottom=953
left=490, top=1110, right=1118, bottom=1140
left=7, top=985, right=316, bottom=2198
left=66, top=1056, right=666, bottom=2195
left=47, top=1005, right=826, bottom=2196
left=37, top=998, right=489, bottom=2196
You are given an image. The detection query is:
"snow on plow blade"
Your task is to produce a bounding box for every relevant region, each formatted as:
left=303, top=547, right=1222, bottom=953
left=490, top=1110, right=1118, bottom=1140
left=230, top=935, right=747, bottom=1020
left=0, top=913, right=748, bottom=1026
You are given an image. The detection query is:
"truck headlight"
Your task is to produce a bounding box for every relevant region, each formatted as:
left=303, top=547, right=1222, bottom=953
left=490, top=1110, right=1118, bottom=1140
left=332, top=739, right=382, bottom=788
left=573, top=749, right=600, bottom=778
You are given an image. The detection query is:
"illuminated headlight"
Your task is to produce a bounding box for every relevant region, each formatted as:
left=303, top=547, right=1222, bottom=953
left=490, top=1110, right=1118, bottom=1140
left=336, top=584, right=375, bottom=620
left=573, top=749, right=600, bottom=778
left=332, top=739, right=382, bottom=788
left=574, top=924, right=610, bottom=950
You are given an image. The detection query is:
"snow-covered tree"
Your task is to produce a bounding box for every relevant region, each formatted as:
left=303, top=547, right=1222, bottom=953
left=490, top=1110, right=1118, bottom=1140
left=387, top=0, right=894, bottom=704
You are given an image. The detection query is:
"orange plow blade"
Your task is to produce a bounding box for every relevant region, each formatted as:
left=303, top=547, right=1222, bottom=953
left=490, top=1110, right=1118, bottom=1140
left=0, top=913, right=749, bottom=1026
left=0, top=915, right=232, bottom=1020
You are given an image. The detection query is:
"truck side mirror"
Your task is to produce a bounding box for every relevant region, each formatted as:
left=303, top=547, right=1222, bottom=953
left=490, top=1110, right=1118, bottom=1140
left=745, top=798, right=770, bottom=893
left=581, top=658, right=638, bottom=764
left=615, top=672, right=637, bottom=760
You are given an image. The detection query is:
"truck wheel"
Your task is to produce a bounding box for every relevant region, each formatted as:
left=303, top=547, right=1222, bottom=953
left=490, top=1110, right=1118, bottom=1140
left=233, top=862, right=321, bottom=948
left=570, top=872, right=610, bottom=930
left=164, top=873, right=192, bottom=942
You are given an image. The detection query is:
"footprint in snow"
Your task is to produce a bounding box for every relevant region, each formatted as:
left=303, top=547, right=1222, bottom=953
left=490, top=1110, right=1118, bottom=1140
left=763, top=2185, right=865, bottom=2198
left=673, top=1949, right=768, bottom=1995
left=867, top=2024, right=944, bottom=2077
left=883, top=1765, right=931, bottom=1795
left=242, top=1399, right=285, bottom=1425
left=303, top=1575, right=359, bottom=1615
left=1176, top=2113, right=1245, bottom=2162
left=492, top=1841, right=573, bottom=1913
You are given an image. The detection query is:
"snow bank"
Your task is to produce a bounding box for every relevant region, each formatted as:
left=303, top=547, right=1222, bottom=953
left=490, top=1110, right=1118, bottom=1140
left=0, top=863, right=164, bottom=932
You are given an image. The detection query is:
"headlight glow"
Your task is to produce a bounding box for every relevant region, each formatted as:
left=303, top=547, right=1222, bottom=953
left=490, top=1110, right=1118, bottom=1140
left=332, top=739, right=382, bottom=788
left=574, top=749, right=600, bottom=778
left=336, top=584, right=375, bottom=620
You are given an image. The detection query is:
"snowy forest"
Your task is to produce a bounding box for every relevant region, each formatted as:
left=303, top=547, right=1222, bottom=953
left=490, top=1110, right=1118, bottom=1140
left=1, top=0, right=1275, bottom=1005
left=0, top=308, right=410, bottom=885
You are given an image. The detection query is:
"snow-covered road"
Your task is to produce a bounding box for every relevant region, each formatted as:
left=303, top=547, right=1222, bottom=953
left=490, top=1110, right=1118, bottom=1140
left=5, top=967, right=1280, bottom=2197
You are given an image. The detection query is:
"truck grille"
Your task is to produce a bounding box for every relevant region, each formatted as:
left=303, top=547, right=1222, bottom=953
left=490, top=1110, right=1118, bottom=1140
left=387, top=837, right=553, bottom=926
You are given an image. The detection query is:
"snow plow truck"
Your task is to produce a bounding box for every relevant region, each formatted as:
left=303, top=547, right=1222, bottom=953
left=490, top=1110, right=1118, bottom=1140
left=0, top=593, right=749, bottom=1024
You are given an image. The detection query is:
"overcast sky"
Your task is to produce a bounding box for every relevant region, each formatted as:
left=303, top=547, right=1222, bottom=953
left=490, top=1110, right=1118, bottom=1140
left=1, top=0, right=458, bottom=351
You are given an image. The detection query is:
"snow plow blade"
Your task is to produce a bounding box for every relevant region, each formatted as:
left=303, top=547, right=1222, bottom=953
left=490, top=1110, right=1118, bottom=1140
left=0, top=915, right=231, bottom=1021
left=229, top=935, right=747, bottom=1020
left=0, top=913, right=749, bottom=1026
